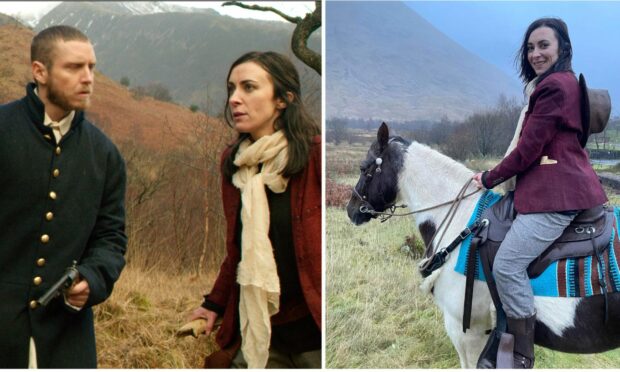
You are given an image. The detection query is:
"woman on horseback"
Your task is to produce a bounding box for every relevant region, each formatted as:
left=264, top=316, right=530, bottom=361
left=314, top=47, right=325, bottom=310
left=473, top=18, right=607, bottom=368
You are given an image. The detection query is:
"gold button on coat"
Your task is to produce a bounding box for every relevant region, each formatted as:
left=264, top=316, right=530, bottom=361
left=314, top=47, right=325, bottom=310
left=49, top=191, right=57, bottom=200
left=45, top=212, right=53, bottom=221
left=29, top=300, right=38, bottom=309
left=33, top=277, right=42, bottom=285
left=53, top=169, right=60, bottom=178
left=55, top=147, right=61, bottom=155
left=41, top=234, right=50, bottom=243
left=37, top=258, right=46, bottom=267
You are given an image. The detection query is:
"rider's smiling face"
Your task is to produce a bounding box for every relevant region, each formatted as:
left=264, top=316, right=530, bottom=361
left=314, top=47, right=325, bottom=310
left=527, top=26, right=559, bottom=76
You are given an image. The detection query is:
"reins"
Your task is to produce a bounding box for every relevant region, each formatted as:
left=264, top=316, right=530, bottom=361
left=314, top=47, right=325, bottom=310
left=353, top=178, right=479, bottom=226
left=422, top=178, right=480, bottom=258
left=352, top=184, right=480, bottom=222
left=354, top=177, right=482, bottom=275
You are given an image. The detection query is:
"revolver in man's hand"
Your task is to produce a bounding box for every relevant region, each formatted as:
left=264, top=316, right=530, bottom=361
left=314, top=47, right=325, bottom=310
left=37, top=260, right=79, bottom=306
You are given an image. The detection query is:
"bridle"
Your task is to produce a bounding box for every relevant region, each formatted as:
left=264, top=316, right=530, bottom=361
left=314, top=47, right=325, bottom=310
left=351, top=182, right=479, bottom=222
left=351, top=153, right=480, bottom=223
left=351, top=151, right=481, bottom=261
left=350, top=157, right=404, bottom=222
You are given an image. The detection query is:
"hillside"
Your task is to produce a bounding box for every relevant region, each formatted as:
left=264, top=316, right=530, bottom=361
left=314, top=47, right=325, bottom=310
left=0, top=12, right=23, bottom=27
left=0, top=20, right=234, bottom=368
left=0, top=23, right=228, bottom=150
left=326, top=1, right=522, bottom=121
left=35, top=1, right=321, bottom=116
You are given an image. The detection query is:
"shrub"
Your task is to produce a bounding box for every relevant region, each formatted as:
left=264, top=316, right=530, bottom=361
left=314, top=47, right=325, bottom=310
left=326, top=178, right=352, bottom=208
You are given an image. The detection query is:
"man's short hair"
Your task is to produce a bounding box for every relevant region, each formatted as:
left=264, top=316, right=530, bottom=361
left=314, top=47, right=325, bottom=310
left=31, top=25, right=89, bottom=68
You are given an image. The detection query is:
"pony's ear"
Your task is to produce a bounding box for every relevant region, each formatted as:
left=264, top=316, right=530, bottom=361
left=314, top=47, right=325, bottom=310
left=378, top=122, right=389, bottom=150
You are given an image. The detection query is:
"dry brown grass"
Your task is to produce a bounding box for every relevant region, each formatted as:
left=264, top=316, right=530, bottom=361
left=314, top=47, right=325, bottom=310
left=94, top=265, right=220, bottom=368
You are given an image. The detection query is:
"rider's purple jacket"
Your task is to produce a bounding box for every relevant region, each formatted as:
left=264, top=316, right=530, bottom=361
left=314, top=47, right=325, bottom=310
left=482, top=71, right=607, bottom=214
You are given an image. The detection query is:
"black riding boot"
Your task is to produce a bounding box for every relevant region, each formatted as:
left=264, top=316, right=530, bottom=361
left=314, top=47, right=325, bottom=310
left=506, top=314, right=536, bottom=369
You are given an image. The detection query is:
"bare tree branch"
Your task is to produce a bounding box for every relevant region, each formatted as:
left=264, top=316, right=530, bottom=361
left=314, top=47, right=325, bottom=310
left=222, top=0, right=321, bottom=75
left=222, top=1, right=301, bottom=23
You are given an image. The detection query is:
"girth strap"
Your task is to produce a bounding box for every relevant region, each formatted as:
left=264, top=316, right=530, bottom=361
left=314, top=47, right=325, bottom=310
left=591, top=228, right=609, bottom=323
left=463, top=236, right=479, bottom=332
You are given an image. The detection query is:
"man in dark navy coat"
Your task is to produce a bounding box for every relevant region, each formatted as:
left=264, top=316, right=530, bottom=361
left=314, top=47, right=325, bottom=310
left=0, top=25, right=127, bottom=367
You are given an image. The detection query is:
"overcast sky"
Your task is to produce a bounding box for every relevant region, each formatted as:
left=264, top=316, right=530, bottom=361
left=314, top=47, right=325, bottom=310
left=407, top=1, right=620, bottom=114
left=0, top=1, right=315, bottom=22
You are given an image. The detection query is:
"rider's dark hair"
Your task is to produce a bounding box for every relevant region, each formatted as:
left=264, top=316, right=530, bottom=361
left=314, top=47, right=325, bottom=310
left=516, top=17, right=573, bottom=85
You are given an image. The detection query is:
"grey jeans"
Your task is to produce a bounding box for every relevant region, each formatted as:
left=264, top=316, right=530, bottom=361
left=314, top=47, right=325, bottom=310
left=231, top=348, right=321, bottom=369
left=494, top=211, right=576, bottom=319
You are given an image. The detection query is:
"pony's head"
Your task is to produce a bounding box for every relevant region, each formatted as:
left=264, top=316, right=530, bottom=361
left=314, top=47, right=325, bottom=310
left=347, top=122, right=410, bottom=225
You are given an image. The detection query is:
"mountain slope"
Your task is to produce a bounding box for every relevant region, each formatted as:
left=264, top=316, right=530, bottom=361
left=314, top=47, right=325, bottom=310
left=0, top=12, right=24, bottom=27
left=36, top=2, right=321, bottom=115
left=0, top=23, right=225, bottom=150
left=10, top=1, right=192, bottom=27
left=326, top=1, right=522, bottom=121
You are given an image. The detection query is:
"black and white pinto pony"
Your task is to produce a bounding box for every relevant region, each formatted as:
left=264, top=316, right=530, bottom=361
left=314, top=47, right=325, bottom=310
left=347, top=123, right=620, bottom=368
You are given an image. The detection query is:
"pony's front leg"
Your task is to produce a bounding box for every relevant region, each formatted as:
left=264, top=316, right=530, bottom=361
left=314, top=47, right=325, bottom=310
left=443, top=314, right=489, bottom=368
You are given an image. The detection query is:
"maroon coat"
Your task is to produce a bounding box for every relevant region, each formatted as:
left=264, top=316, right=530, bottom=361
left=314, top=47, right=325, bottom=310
left=204, top=135, right=322, bottom=349
left=483, top=71, right=607, bottom=213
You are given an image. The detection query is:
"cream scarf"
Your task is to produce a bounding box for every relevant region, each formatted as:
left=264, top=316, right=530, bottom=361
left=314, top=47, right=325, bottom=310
left=502, top=78, right=538, bottom=193
left=232, top=130, right=289, bottom=368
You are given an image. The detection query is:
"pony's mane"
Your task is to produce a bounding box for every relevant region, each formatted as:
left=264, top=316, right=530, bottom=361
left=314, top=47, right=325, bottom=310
left=389, top=136, right=410, bottom=147
left=405, top=141, right=474, bottom=182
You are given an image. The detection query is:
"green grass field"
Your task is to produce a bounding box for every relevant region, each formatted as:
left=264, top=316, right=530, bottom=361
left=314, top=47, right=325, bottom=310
left=326, top=140, right=620, bottom=368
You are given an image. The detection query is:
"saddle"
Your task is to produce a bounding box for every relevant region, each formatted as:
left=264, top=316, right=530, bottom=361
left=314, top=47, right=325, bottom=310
left=477, top=192, right=611, bottom=278
left=462, top=192, right=612, bottom=332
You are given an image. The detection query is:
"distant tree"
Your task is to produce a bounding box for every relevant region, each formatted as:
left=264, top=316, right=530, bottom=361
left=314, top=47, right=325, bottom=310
left=465, top=112, right=499, bottom=157
left=326, top=118, right=349, bottom=145
left=426, top=115, right=453, bottom=145
left=494, top=94, right=522, bottom=153
left=443, top=124, right=474, bottom=161
left=120, top=76, right=130, bottom=87
left=148, top=83, right=173, bottom=102
left=432, top=94, right=521, bottom=160
left=131, top=82, right=173, bottom=102
left=223, top=0, right=321, bottom=75
left=612, top=116, right=620, bottom=139
left=592, top=130, right=610, bottom=151
left=189, top=104, right=199, bottom=113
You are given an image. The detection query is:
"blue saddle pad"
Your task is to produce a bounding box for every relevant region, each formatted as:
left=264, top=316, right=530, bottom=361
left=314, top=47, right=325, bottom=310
left=453, top=191, right=620, bottom=297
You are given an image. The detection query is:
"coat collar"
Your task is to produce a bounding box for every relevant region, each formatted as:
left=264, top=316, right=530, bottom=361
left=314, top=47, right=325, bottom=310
left=23, top=83, right=85, bottom=138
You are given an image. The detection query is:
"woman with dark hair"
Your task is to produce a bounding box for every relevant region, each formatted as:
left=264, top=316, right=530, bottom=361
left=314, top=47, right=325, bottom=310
left=188, top=51, right=321, bottom=369
left=473, top=18, right=607, bottom=368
